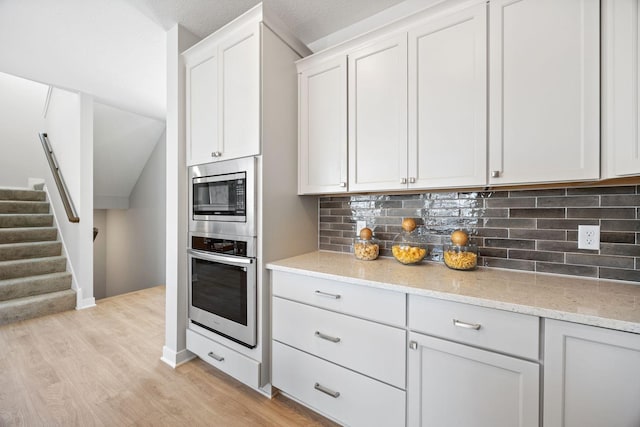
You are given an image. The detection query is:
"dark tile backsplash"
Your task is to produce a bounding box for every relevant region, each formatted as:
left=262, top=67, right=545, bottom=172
left=318, top=185, right=640, bottom=283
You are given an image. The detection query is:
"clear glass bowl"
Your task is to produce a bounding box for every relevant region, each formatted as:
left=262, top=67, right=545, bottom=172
left=391, top=220, right=427, bottom=265
left=353, top=237, right=380, bottom=261
left=443, top=244, right=478, bottom=270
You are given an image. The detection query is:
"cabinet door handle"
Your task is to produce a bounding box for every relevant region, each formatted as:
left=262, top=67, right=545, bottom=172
left=207, top=351, right=225, bottom=362
left=400, top=177, right=407, bottom=184
left=453, top=319, right=482, bottom=330
left=315, top=331, right=341, bottom=343
left=408, top=177, right=416, bottom=184
left=314, top=290, right=341, bottom=299
left=409, top=340, right=418, bottom=350
left=314, top=382, right=340, bottom=398
left=491, top=170, right=500, bottom=178
left=338, top=182, right=347, bottom=188
left=211, top=151, right=222, bottom=158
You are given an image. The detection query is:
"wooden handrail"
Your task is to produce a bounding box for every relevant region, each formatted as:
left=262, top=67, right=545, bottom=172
left=38, top=133, right=79, bottom=223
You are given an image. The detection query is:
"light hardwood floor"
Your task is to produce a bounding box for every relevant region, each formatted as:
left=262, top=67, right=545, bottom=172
left=0, top=286, right=337, bottom=426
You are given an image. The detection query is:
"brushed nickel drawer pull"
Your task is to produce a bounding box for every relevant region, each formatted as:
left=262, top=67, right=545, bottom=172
left=314, top=290, right=341, bottom=299
left=315, top=331, right=341, bottom=343
left=207, top=351, right=224, bottom=362
left=453, top=319, right=482, bottom=330
left=314, top=382, right=340, bottom=398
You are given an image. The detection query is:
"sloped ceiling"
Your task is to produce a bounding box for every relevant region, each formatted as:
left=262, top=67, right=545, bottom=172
left=93, top=103, right=165, bottom=206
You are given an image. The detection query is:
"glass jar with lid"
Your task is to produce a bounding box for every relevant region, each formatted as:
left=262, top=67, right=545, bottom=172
left=354, top=227, right=380, bottom=261
left=443, top=229, right=478, bottom=270
left=391, top=218, right=428, bottom=265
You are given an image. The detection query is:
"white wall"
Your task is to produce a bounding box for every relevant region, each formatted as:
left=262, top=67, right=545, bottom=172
left=45, top=88, right=95, bottom=309
left=163, top=25, right=200, bottom=368
left=0, top=72, right=48, bottom=188
left=99, top=132, right=166, bottom=298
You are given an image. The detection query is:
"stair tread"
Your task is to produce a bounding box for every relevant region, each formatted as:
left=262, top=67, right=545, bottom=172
left=0, top=288, right=75, bottom=306
left=0, top=271, right=71, bottom=286
left=0, top=241, right=60, bottom=248
left=0, top=255, right=66, bottom=266
left=0, top=189, right=46, bottom=202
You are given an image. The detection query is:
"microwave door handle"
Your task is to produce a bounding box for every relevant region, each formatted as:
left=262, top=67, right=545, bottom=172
left=187, top=249, right=254, bottom=266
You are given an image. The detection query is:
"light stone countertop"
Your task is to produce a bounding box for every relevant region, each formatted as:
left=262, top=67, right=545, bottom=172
left=266, top=251, right=640, bottom=334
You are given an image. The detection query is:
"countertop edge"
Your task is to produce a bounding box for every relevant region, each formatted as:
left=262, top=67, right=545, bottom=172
left=266, top=260, right=640, bottom=335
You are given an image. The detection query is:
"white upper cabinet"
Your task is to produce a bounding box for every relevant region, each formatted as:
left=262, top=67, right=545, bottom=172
left=603, top=0, right=640, bottom=177
left=348, top=34, right=408, bottom=192
left=408, top=3, right=487, bottom=189
left=298, top=56, right=348, bottom=194
left=185, top=20, right=260, bottom=166
left=488, top=0, right=600, bottom=185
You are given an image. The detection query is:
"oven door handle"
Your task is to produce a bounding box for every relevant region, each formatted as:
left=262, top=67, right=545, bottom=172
left=187, top=249, right=254, bottom=266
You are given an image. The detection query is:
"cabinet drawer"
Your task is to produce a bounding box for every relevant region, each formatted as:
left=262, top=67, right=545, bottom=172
left=273, top=297, right=406, bottom=389
left=409, top=295, right=539, bottom=360
left=272, top=270, right=405, bottom=327
left=272, top=341, right=405, bottom=427
left=186, top=329, right=260, bottom=389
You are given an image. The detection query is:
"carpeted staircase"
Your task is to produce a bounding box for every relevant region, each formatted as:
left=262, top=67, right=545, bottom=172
left=0, top=188, right=75, bottom=325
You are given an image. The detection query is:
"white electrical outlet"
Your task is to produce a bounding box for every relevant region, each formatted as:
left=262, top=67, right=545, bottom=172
left=578, top=225, right=600, bottom=250
left=356, top=220, right=367, bottom=235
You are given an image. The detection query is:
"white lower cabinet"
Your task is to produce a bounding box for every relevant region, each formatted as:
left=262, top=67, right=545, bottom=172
left=543, top=319, right=640, bottom=427
left=407, top=295, right=540, bottom=427
left=186, top=328, right=260, bottom=389
left=407, top=331, right=539, bottom=427
left=272, top=341, right=405, bottom=427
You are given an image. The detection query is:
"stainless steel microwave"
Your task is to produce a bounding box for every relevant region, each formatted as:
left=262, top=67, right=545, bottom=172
left=189, top=157, right=256, bottom=237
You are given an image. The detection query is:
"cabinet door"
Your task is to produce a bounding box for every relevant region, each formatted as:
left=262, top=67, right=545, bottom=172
left=603, top=0, right=640, bottom=177
left=407, top=331, right=539, bottom=427
left=298, top=56, right=348, bottom=194
left=489, top=0, right=600, bottom=185
left=186, top=50, right=220, bottom=166
left=219, top=22, right=260, bottom=160
left=348, top=34, right=408, bottom=192
left=408, top=3, right=487, bottom=189
left=544, top=319, right=640, bottom=427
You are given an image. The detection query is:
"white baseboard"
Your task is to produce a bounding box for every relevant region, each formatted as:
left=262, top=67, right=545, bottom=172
left=76, top=297, right=96, bottom=310
left=161, top=346, right=195, bottom=368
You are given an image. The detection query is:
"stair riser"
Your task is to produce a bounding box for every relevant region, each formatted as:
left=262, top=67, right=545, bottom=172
left=0, top=189, right=46, bottom=202
left=0, top=228, right=57, bottom=244
left=0, top=202, right=49, bottom=214
left=0, top=242, right=62, bottom=262
left=0, top=273, right=71, bottom=302
left=0, top=258, right=66, bottom=280
left=0, top=291, right=75, bottom=325
left=0, top=215, right=53, bottom=228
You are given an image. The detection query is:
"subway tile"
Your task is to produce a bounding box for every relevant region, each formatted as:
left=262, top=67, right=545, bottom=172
left=319, top=236, right=330, bottom=244
left=329, top=237, right=354, bottom=246
left=319, top=216, right=341, bottom=223
left=537, top=219, right=599, bottom=230
left=376, top=200, right=403, bottom=209
left=567, top=186, right=636, bottom=195
left=536, top=263, right=598, bottom=278
left=510, top=229, right=566, bottom=240
left=480, top=257, right=535, bottom=271
left=601, top=220, right=640, bottom=232
left=568, top=208, right=635, bottom=219
left=510, top=208, right=565, bottom=218
left=319, top=201, right=345, bottom=209
left=428, top=192, right=458, bottom=200
left=537, top=196, right=599, bottom=207
left=319, top=230, right=342, bottom=238
left=509, top=188, right=566, bottom=197
left=566, top=253, right=634, bottom=269
left=424, top=208, right=460, bottom=217
left=479, top=191, right=509, bottom=198
left=329, top=223, right=354, bottom=231
left=349, top=201, right=375, bottom=209
left=600, top=194, right=640, bottom=207
left=403, top=200, right=426, bottom=208
left=319, top=243, right=348, bottom=252
left=460, top=208, right=490, bottom=218
left=484, top=218, right=536, bottom=229
left=485, top=238, right=535, bottom=250
left=600, top=243, right=640, bottom=257
left=509, top=250, right=564, bottom=263
left=325, top=196, right=351, bottom=203
left=388, top=193, right=423, bottom=201
left=478, top=248, right=507, bottom=258
left=595, top=232, right=636, bottom=244
left=457, top=191, right=483, bottom=199
left=385, top=208, right=423, bottom=217
left=329, top=208, right=353, bottom=216
left=477, top=208, right=508, bottom=218
left=536, top=241, right=581, bottom=253
left=485, top=197, right=536, bottom=208
left=599, top=268, right=640, bottom=282
left=476, top=228, right=509, bottom=238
